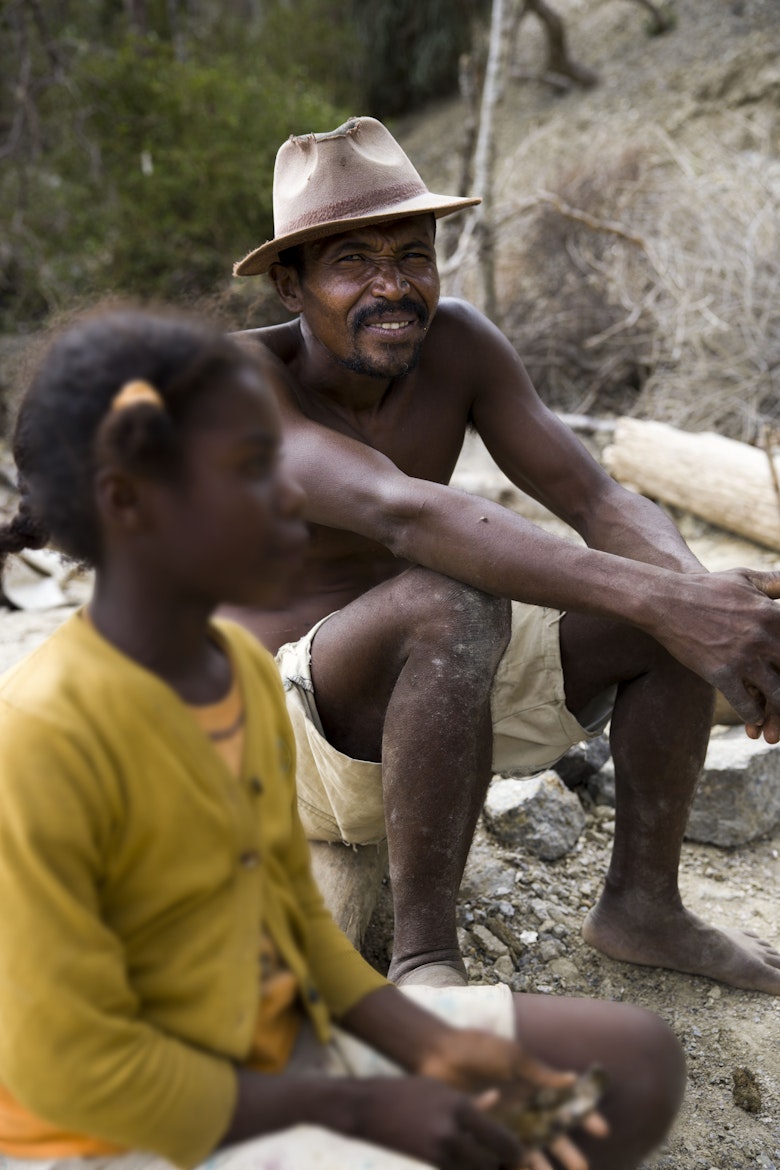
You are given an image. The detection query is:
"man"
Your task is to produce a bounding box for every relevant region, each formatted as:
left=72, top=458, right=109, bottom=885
left=228, top=116, right=780, bottom=992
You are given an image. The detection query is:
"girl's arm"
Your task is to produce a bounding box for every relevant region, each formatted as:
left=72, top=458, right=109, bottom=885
left=221, top=1065, right=523, bottom=1169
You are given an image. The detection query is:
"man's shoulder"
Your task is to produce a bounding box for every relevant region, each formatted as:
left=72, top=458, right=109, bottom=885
left=231, top=319, right=300, bottom=364
left=429, top=297, right=507, bottom=353
left=433, top=296, right=486, bottom=330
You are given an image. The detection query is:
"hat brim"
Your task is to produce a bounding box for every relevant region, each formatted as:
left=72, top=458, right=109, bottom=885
left=232, top=192, right=481, bottom=277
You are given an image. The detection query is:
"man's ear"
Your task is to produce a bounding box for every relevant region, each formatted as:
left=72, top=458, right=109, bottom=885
left=94, top=466, right=148, bottom=533
left=270, top=263, right=303, bottom=313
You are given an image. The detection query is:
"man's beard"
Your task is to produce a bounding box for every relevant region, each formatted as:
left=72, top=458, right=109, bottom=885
left=339, top=297, right=429, bottom=379
left=338, top=337, right=426, bottom=379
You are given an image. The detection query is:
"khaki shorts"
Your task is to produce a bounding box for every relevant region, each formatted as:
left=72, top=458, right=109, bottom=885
left=276, top=602, right=613, bottom=845
left=6, top=986, right=513, bottom=1170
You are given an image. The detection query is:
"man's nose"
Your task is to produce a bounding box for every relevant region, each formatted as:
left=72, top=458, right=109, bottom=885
left=369, top=263, right=409, bottom=298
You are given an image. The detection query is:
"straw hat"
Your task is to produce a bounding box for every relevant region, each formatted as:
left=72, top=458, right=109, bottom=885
left=233, top=116, right=480, bottom=277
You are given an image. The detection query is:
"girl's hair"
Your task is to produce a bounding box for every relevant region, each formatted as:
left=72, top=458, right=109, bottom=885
left=0, top=306, right=255, bottom=571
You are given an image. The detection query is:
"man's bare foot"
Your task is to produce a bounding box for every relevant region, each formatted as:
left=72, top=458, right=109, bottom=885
left=583, top=893, right=780, bottom=994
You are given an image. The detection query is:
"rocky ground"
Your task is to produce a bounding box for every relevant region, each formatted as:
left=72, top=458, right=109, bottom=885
left=366, top=813, right=780, bottom=1170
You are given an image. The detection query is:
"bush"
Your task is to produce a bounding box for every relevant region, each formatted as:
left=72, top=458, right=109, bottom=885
left=0, top=8, right=348, bottom=331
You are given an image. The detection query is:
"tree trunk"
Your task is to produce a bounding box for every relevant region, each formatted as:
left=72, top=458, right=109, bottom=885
left=603, top=418, right=780, bottom=551
left=523, top=0, right=599, bottom=87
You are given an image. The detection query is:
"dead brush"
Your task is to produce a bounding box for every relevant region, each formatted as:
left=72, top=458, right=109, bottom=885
left=444, top=127, right=780, bottom=440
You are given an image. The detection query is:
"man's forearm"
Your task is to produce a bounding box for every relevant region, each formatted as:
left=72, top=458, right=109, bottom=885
left=381, top=478, right=684, bottom=635
left=578, top=488, right=705, bottom=575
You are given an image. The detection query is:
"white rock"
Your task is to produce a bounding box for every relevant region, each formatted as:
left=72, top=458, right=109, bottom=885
left=483, top=771, right=586, bottom=860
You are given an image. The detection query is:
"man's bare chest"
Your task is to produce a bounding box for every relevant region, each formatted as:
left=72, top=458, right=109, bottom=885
left=300, top=380, right=471, bottom=485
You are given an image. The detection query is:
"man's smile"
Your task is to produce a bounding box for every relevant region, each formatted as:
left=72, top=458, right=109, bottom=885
left=353, top=298, right=429, bottom=339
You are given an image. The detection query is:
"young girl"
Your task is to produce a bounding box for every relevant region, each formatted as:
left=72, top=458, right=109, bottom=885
left=0, top=307, right=684, bottom=1170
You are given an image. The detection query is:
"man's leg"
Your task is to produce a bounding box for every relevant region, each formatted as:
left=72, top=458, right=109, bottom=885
left=309, top=567, right=511, bottom=985
left=560, top=612, right=780, bottom=993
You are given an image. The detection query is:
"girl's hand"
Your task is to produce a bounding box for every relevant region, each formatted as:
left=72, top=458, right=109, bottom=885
left=416, top=1026, right=578, bottom=1095
left=416, top=1029, right=609, bottom=1168
left=486, top=1068, right=610, bottom=1168
left=354, top=1076, right=523, bottom=1169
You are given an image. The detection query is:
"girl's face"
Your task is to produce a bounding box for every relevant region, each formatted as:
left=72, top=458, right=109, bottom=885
left=144, top=361, right=308, bottom=611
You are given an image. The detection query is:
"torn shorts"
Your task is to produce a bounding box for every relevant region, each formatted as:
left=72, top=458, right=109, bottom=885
left=276, top=601, right=614, bottom=846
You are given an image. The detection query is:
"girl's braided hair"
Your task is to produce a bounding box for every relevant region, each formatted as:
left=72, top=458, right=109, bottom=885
left=0, top=306, right=254, bottom=573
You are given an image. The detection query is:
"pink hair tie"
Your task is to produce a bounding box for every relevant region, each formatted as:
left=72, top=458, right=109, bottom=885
left=111, top=380, right=164, bottom=412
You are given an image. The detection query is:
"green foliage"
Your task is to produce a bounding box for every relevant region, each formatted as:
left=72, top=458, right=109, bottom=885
left=0, top=1, right=349, bottom=331
left=0, top=0, right=492, bottom=331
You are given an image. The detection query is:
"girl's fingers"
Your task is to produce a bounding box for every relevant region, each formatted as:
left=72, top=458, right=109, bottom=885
left=546, top=1133, right=589, bottom=1170
left=581, top=1110, right=610, bottom=1138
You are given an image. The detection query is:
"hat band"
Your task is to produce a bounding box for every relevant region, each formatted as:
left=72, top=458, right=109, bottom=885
left=277, top=179, right=429, bottom=236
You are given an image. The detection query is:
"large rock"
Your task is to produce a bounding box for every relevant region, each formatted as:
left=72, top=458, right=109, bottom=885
left=585, top=726, right=780, bottom=847
left=686, top=726, right=780, bottom=846
left=483, top=771, right=586, bottom=860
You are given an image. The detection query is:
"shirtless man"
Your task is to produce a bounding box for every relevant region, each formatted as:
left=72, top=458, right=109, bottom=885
left=228, top=116, right=780, bottom=992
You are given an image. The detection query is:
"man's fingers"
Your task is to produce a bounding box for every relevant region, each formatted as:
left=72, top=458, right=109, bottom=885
left=745, top=569, right=780, bottom=600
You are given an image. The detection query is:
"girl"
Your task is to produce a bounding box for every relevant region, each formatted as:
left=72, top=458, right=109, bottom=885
left=0, top=306, right=684, bottom=1170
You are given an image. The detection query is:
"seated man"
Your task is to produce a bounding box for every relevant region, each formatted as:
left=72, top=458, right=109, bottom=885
left=228, top=116, right=780, bottom=991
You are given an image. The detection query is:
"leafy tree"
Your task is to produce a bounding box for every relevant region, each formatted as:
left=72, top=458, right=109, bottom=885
left=0, top=0, right=349, bottom=329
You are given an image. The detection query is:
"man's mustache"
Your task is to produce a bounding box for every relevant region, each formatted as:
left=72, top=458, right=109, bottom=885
left=352, top=298, right=429, bottom=330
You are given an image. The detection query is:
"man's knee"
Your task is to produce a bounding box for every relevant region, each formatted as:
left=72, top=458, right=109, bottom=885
left=400, top=570, right=511, bottom=672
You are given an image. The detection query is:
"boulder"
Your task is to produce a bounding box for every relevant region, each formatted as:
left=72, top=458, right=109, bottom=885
left=483, top=771, right=586, bottom=860
left=686, top=726, right=780, bottom=846
left=584, top=726, right=780, bottom=847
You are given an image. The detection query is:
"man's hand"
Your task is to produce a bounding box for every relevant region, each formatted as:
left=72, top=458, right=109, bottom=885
left=647, top=567, right=780, bottom=742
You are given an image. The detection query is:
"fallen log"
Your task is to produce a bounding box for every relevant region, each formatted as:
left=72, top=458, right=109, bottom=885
left=603, top=418, right=780, bottom=552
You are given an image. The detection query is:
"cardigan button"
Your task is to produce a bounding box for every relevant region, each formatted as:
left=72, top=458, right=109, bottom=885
left=248, top=776, right=263, bottom=795
left=307, top=986, right=320, bottom=1004
left=239, top=849, right=260, bottom=869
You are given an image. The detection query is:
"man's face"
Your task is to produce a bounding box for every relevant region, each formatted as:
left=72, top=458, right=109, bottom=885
left=279, top=215, right=440, bottom=380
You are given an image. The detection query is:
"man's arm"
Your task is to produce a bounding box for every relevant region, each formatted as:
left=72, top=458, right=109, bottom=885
left=441, top=299, right=700, bottom=574
left=280, top=394, right=780, bottom=725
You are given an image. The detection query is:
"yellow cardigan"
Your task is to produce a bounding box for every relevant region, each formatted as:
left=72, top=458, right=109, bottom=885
left=0, top=614, right=387, bottom=1168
